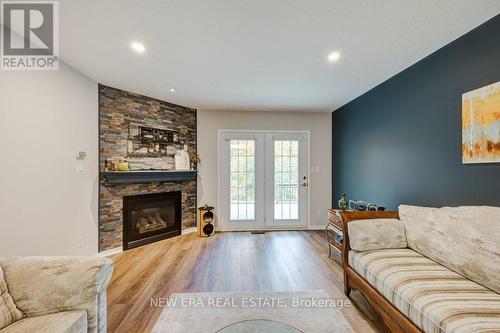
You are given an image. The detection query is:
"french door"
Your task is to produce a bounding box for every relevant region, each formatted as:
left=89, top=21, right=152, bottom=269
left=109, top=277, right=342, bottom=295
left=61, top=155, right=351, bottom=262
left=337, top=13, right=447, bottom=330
left=219, top=131, right=309, bottom=231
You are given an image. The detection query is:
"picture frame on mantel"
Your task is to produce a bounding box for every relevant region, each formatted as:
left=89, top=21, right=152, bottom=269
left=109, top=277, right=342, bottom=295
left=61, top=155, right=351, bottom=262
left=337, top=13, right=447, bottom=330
left=462, top=81, right=500, bottom=164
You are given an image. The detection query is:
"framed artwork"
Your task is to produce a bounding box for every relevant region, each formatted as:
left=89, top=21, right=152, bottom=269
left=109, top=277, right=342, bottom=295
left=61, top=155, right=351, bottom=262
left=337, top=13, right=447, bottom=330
left=462, top=81, right=500, bottom=164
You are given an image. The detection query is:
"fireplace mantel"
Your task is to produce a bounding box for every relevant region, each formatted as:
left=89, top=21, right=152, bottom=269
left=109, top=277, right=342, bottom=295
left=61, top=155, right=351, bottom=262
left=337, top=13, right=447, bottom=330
left=102, top=170, right=197, bottom=184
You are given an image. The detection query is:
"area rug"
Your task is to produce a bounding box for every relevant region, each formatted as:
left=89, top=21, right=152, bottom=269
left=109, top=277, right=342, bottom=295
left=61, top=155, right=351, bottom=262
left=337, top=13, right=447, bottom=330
left=152, top=290, right=354, bottom=333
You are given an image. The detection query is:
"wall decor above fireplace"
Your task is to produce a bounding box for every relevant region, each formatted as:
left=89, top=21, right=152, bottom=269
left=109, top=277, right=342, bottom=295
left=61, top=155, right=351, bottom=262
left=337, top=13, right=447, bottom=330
left=127, top=124, right=183, bottom=158
left=131, top=125, right=179, bottom=144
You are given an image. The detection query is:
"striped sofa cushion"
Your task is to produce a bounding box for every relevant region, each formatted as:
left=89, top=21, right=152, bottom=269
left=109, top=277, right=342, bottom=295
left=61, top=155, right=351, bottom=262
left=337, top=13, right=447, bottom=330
left=349, top=248, right=500, bottom=333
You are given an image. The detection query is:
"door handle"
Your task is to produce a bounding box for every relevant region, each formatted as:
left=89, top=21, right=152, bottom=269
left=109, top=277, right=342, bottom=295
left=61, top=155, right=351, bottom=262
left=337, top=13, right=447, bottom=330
left=302, top=182, right=308, bottom=187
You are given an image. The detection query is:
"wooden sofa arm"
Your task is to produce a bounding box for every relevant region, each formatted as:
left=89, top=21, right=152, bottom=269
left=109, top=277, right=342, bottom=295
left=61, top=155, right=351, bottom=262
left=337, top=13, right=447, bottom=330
left=337, top=210, right=398, bottom=297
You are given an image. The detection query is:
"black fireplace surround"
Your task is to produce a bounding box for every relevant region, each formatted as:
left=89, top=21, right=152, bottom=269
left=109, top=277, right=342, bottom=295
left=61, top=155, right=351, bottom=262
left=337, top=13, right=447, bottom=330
left=123, top=191, right=181, bottom=250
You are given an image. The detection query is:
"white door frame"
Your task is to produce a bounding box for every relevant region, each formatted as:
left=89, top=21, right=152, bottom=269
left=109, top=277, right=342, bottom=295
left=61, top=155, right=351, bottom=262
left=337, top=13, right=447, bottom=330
left=217, top=129, right=310, bottom=231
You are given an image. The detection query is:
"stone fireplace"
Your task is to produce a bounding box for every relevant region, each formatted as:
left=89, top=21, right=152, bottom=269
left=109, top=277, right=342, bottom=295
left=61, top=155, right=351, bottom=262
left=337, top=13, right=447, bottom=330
left=99, top=85, right=197, bottom=252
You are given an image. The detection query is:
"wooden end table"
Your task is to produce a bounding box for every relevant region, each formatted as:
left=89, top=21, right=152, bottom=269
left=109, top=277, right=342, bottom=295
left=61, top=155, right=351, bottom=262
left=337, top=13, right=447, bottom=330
left=325, top=209, right=346, bottom=263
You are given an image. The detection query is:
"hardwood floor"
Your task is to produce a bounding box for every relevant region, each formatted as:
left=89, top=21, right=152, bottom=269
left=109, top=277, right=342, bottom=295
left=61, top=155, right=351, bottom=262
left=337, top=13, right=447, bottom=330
left=107, top=231, right=386, bottom=333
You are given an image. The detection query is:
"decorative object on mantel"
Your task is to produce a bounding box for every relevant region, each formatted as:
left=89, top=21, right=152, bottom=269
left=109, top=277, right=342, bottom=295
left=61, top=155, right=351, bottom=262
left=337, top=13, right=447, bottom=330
left=462, top=81, right=500, bottom=164
left=338, top=193, right=348, bottom=211
left=116, top=160, right=129, bottom=171
left=175, top=145, right=190, bottom=170
left=190, top=153, right=201, bottom=170
left=348, top=200, right=385, bottom=211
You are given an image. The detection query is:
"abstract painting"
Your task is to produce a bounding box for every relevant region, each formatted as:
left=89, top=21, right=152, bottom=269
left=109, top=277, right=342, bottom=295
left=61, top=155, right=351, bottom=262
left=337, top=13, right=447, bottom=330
left=462, top=81, right=500, bottom=164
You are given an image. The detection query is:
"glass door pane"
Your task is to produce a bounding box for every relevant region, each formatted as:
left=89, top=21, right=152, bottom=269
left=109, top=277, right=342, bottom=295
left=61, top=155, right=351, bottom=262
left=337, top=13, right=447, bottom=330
left=229, top=140, right=255, bottom=220
left=274, top=140, right=299, bottom=220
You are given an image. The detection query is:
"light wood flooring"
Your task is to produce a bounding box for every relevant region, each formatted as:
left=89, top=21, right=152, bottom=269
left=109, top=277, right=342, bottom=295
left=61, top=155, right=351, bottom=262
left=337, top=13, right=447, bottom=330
left=107, top=231, right=386, bottom=333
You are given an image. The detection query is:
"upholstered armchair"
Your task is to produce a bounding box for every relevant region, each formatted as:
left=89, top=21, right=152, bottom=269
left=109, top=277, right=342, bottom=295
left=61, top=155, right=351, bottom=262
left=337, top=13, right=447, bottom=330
left=0, top=257, right=113, bottom=333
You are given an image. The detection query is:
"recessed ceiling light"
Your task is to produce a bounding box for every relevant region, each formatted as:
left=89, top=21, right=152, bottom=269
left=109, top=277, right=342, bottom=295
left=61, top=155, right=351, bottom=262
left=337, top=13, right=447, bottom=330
left=169, top=88, right=176, bottom=93
left=131, top=41, right=146, bottom=53
left=327, top=51, right=341, bottom=62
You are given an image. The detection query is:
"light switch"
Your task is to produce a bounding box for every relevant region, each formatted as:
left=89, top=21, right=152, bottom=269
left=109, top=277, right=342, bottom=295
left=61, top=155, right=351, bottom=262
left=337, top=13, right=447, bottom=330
left=75, top=151, right=86, bottom=160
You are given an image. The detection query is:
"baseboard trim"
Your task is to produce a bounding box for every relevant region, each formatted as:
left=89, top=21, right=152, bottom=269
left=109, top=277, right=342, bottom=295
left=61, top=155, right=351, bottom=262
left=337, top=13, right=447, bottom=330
left=97, top=247, right=122, bottom=257
left=216, top=226, right=326, bottom=232
left=308, top=225, right=326, bottom=230
left=182, top=227, right=197, bottom=235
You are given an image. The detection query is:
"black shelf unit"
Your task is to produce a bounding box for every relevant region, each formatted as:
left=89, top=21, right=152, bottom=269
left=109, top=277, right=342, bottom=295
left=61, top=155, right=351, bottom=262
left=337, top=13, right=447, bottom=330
left=102, top=170, right=197, bottom=184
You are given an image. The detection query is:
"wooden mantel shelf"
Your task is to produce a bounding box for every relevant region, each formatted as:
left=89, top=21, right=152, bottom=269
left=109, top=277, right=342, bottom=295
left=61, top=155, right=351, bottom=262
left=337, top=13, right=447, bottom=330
left=102, top=170, right=197, bottom=184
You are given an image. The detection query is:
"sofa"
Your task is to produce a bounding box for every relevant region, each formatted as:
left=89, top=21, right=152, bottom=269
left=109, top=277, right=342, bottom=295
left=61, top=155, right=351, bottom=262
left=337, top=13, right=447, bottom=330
left=0, top=257, right=113, bottom=333
left=341, top=205, right=500, bottom=333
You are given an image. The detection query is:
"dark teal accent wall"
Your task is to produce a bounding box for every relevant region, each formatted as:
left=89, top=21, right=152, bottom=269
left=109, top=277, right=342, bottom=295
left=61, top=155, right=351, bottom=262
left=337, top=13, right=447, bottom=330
left=333, top=14, right=500, bottom=210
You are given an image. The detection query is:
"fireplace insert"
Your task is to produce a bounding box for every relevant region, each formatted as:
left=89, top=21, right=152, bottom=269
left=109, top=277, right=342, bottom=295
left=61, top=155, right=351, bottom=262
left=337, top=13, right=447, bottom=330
left=123, top=191, right=181, bottom=250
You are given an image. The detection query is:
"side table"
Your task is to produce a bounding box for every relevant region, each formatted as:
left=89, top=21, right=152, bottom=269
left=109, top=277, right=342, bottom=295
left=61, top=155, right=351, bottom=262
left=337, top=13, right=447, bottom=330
left=325, top=209, right=346, bottom=263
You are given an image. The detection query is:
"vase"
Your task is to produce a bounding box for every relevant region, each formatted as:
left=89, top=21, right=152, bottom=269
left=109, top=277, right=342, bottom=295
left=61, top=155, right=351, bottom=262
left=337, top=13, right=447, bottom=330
left=338, top=193, right=348, bottom=211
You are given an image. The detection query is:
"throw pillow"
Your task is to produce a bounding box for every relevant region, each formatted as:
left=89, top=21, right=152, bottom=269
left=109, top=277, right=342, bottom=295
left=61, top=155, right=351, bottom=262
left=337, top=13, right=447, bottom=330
left=348, top=218, right=407, bottom=252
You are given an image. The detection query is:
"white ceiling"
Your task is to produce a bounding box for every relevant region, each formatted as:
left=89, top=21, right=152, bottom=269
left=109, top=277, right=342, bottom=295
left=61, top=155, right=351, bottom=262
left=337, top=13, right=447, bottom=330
left=58, top=0, right=500, bottom=111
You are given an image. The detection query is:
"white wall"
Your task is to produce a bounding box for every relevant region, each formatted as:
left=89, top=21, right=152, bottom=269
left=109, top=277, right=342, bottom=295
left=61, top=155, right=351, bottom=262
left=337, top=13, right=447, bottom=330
left=0, top=62, right=98, bottom=256
left=197, top=110, right=331, bottom=228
